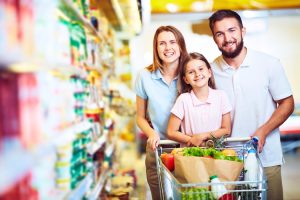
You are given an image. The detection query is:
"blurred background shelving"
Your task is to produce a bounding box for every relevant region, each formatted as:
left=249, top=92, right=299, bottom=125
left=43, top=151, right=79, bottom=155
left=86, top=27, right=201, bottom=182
left=0, top=0, right=138, bottom=199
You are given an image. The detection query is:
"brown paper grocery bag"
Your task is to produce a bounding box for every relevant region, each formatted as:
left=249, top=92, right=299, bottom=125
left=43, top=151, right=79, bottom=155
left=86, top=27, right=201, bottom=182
left=174, top=155, right=243, bottom=189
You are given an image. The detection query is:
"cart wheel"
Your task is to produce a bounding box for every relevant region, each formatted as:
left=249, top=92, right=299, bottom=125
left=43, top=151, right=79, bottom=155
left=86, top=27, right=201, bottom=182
left=206, top=140, right=214, bottom=148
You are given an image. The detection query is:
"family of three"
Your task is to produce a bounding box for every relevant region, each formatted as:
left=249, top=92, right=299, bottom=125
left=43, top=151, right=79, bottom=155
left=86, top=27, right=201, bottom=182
left=135, top=9, right=294, bottom=200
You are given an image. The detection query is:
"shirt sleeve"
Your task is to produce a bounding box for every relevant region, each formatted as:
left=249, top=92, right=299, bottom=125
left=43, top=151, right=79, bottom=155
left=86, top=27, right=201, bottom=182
left=220, top=90, right=232, bottom=114
left=268, top=59, right=293, bottom=101
left=134, top=70, right=147, bottom=99
left=170, top=94, right=185, bottom=120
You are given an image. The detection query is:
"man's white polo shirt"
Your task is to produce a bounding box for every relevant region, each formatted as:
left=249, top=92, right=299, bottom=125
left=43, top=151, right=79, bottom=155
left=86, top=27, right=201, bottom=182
left=211, top=48, right=292, bottom=167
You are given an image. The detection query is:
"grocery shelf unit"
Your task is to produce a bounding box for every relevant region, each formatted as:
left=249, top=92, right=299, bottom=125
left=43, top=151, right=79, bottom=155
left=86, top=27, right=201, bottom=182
left=0, top=0, right=120, bottom=199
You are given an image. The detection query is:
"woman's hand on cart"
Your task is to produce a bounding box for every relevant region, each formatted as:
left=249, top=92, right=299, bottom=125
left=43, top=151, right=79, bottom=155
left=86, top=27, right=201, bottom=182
left=147, top=132, right=160, bottom=150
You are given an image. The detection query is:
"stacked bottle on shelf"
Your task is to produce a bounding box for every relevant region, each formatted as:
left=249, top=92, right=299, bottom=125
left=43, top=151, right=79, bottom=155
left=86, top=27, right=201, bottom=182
left=71, top=75, right=88, bottom=120
left=55, top=122, right=93, bottom=190
left=85, top=70, right=108, bottom=186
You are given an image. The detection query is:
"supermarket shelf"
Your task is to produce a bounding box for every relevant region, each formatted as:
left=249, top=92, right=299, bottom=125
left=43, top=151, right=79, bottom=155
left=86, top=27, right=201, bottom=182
left=86, top=169, right=109, bottom=200
left=87, top=132, right=108, bottom=155
left=0, top=121, right=92, bottom=195
left=0, top=54, right=87, bottom=75
left=65, top=173, right=93, bottom=200
left=59, top=0, right=110, bottom=47
left=0, top=144, right=33, bottom=194
left=53, top=121, right=92, bottom=147
left=59, top=0, right=96, bottom=34
left=1, top=1, right=112, bottom=71
left=59, top=0, right=113, bottom=68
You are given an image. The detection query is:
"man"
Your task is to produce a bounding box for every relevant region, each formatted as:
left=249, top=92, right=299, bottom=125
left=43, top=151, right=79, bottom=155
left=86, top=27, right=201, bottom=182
left=209, top=10, right=294, bottom=200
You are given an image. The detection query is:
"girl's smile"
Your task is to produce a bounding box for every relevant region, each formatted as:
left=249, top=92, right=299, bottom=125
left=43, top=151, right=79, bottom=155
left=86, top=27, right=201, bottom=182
left=184, top=59, right=211, bottom=89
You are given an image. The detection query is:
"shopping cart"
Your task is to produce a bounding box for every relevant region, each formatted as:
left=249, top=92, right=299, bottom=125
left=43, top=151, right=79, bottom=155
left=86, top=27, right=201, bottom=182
left=155, top=137, right=267, bottom=200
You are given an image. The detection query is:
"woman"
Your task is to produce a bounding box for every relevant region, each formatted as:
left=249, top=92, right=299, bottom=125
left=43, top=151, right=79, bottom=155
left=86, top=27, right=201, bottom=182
left=135, top=25, right=188, bottom=200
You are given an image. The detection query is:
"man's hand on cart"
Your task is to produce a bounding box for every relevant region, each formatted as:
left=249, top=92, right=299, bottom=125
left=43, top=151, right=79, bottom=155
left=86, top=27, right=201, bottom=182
left=147, top=132, right=160, bottom=150
left=252, top=128, right=266, bottom=153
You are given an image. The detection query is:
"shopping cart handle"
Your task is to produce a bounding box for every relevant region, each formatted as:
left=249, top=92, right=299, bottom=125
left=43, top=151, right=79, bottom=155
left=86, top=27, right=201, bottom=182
left=159, top=140, right=179, bottom=145
left=224, top=137, right=252, bottom=142
left=159, top=137, right=257, bottom=146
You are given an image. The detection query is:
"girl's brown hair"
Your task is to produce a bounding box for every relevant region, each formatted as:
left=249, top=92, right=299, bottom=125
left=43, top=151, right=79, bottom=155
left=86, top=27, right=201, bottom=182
left=146, top=26, right=188, bottom=73
left=179, top=52, right=216, bottom=94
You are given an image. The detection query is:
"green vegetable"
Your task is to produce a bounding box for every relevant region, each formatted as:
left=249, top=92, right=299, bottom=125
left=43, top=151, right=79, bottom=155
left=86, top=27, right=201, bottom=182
left=212, top=151, right=226, bottom=160
left=181, top=188, right=216, bottom=200
left=183, top=147, right=203, bottom=157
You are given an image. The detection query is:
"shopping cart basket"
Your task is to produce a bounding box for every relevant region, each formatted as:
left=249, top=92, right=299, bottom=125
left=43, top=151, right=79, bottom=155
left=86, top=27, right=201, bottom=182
left=155, top=137, right=267, bottom=200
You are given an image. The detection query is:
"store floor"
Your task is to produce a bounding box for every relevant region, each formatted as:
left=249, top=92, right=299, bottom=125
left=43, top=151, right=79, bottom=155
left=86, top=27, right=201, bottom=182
left=119, top=142, right=300, bottom=200
left=118, top=141, right=151, bottom=200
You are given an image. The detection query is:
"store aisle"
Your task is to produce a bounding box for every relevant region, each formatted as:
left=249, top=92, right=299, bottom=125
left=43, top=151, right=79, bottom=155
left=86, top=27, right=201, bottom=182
left=118, top=141, right=151, bottom=200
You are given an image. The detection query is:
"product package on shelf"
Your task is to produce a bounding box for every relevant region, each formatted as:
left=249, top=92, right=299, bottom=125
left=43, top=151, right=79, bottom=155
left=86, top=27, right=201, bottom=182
left=0, top=72, right=42, bottom=149
left=0, top=172, right=39, bottom=200
left=69, top=23, right=88, bottom=68
left=0, top=0, right=34, bottom=63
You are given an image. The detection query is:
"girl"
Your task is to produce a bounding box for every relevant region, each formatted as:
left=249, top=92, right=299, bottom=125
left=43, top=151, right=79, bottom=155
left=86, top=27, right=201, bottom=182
left=135, top=26, right=188, bottom=200
left=167, top=52, right=231, bottom=147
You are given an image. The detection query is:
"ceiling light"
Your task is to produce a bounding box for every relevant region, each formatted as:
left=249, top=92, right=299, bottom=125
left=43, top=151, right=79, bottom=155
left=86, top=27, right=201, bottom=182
left=166, top=3, right=178, bottom=13
left=191, top=0, right=213, bottom=12
left=242, top=10, right=268, bottom=18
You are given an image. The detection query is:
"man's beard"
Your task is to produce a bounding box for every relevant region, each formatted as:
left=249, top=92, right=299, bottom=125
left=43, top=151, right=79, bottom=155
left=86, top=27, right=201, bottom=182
left=220, top=39, right=244, bottom=59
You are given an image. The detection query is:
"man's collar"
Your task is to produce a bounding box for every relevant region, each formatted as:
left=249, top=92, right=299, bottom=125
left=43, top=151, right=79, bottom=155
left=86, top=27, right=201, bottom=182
left=220, top=48, right=251, bottom=70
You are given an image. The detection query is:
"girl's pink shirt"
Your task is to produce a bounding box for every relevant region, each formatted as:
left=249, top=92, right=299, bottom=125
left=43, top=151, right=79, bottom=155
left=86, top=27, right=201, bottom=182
left=171, top=88, right=231, bottom=136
